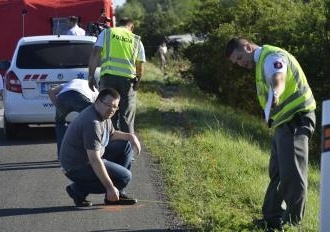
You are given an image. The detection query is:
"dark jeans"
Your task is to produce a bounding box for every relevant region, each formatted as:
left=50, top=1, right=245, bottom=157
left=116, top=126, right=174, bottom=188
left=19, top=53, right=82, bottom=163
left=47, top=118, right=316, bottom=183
left=64, top=140, right=133, bottom=199
left=100, top=74, right=136, bottom=134
left=55, top=91, right=92, bottom=158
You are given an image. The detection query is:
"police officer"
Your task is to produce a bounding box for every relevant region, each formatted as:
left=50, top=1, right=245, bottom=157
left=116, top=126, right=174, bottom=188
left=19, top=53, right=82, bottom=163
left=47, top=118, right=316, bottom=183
left=225, top=38, right=316, bottom=232
left=88, top=17, right=146, bottom=134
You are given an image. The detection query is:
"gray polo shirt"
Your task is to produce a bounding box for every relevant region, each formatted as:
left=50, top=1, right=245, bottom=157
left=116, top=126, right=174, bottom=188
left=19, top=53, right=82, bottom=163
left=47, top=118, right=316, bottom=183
left=60, top=105, right=114, bottom=170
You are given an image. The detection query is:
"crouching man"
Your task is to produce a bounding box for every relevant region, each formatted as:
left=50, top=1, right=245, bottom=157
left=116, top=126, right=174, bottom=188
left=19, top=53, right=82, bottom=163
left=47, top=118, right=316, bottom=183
left=60, top=88, right=141, bottom=206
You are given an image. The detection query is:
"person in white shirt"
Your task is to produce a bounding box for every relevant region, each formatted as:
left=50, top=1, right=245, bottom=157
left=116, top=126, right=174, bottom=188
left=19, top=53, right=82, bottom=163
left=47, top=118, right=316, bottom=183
left=158, top=41, right=167, bottom=72
left=48, top=79, right=98, bottom=159
left=67, top=16, right=86, bottom=36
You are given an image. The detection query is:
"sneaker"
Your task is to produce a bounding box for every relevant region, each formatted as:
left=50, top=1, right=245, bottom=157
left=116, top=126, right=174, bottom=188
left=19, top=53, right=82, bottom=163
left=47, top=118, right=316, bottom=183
left=104, top=193, right=137, bottom=205
left=66, top=185, right=92, bottom=207
left=254, top=218, right=284, bottom=232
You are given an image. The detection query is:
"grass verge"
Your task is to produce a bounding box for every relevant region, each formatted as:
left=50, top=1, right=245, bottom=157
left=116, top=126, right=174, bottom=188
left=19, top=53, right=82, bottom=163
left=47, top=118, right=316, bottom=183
left=135, top=62, right=319, bottom=232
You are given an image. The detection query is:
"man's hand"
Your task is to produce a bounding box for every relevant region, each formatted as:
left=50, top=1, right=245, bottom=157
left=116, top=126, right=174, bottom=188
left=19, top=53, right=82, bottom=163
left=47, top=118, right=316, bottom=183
left=110, top=131, right=142, bottom=156
left=271, top=72, right=285, bottom=107
left=88, top=77, right=98, bottom=91
left=132, top=76, right=140, bottom=91
left=106, top=186, right=120, bottom=202
left=131, top=134, right=141, bottom=156
left=48, top=84, right=63, bottom=108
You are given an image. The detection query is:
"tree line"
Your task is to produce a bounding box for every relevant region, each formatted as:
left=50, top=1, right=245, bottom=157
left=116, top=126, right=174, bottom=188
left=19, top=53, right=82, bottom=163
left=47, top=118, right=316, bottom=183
left=116, top=0, right=330, bottom=159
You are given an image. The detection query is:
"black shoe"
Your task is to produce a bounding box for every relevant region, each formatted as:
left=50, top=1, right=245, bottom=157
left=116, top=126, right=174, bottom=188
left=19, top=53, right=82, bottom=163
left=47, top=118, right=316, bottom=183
left=282, top=219, right=301, bottom=227
left=254, top=218, right=284, bottom=232
left=104, top=193, right=137, bottom=205
left=66, top=185, right=92, bottom=207
left=254, top=218, right=267, bottom=230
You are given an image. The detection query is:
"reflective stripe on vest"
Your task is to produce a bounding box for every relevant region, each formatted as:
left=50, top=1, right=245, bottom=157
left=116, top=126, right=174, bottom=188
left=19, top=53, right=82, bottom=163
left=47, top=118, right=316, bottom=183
left=100, top=27, right=140, bottom=78
left=255, top=45, right=316, bottom=128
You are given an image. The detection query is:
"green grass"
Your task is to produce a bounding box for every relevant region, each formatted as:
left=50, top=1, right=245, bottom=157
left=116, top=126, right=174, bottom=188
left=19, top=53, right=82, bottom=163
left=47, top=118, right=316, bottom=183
left=135, top=62, right=319, bottom=232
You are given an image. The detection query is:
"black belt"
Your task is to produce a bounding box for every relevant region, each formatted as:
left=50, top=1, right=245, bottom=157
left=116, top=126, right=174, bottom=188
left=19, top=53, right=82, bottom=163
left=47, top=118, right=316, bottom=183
left=290, top=111, right=315, bottom=127
left=286, top=111, right=315, bottom=137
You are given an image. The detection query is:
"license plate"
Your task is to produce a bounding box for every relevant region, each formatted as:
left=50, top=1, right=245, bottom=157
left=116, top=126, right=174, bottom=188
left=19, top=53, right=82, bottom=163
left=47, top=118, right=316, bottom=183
left=40, top=83, right=61, bottom=94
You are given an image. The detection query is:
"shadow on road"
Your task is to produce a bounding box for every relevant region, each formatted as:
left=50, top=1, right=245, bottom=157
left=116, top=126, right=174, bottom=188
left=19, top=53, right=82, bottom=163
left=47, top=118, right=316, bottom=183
left=0, top=205, right=98, bottom=217
left=0, top=160, right=60, bottom=171
left=0, top=126, right=56, bottom=146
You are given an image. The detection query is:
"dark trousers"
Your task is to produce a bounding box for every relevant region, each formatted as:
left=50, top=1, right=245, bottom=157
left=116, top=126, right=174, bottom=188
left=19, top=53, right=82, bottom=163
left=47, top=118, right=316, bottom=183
left=100, top=74, right=136, bottom=134
left=262, top=111, right=315, bottom=226
left=64, top=140, right=133, bottom=199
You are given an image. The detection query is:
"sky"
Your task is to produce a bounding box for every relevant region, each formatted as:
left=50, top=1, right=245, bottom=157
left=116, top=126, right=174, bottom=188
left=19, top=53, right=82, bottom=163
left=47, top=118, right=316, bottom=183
left=113, top=0, right=126, bottom=8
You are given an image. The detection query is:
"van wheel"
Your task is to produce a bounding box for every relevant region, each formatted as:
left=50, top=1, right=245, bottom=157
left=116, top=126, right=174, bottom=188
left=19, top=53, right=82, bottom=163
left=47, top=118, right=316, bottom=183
left=4, top=117, right=17, bottom=140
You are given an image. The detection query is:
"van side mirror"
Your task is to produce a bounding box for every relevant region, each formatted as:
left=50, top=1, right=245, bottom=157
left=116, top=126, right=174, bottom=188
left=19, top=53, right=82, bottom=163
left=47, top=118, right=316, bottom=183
left=0, top=60, right=11, bottom=71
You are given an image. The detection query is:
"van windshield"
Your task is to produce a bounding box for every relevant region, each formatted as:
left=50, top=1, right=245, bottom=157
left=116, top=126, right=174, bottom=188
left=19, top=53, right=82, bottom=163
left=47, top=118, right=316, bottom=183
left=16, top=42, right=94, bottom=69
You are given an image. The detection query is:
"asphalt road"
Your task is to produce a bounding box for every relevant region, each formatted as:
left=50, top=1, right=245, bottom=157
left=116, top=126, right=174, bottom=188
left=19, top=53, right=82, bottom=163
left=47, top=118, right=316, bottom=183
left=0, top=100, right=186, bottom=232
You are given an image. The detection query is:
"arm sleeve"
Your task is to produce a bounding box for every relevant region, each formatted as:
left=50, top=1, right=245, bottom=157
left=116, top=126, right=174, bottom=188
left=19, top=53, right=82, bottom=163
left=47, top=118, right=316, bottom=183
left=83, top=121, right=103, bottom=151
left=94, top=30, right=106, bottom=47
left=263, top=53, right=288, bottom=86
left=137, top=41, right=146, bottom=62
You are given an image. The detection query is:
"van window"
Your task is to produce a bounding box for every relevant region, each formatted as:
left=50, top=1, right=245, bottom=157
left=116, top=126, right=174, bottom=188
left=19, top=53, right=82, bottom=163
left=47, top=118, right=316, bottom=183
left=16, top=42, right=93, bottom=69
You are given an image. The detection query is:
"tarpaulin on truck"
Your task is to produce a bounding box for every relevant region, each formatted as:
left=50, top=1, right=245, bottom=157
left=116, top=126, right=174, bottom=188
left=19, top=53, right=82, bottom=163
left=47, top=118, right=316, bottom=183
left=0, top=0, right=113, bottom=61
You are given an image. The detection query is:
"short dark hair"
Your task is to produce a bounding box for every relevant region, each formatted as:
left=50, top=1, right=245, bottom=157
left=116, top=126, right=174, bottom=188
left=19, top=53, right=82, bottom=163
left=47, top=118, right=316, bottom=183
left=119, top=17, right=133, bottom=26
left=225, top=37, right=241, bottom=58
left=96, top=88, right=120, bottom=102
left=68, top=16, right=79, bottom=24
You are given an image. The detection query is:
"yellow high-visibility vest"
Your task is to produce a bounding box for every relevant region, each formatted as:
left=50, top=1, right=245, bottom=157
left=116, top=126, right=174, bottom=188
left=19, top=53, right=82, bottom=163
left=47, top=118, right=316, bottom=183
left=100, top=27, right=141, bottom=78
left=256, top=45, right=316, bottom=128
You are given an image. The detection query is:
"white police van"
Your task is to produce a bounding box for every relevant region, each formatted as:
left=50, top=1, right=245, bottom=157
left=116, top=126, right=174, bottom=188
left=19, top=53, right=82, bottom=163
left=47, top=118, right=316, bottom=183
left=0, top=35, right=99, bottom=139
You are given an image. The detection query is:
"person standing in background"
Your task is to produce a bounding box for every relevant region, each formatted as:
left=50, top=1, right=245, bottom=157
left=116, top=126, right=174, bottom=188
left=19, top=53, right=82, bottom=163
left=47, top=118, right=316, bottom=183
left=88, top=17, right=146, bottom=134
left=158, top=41, right=167, bottom=73
left=67, top=16, right=86, bottom=36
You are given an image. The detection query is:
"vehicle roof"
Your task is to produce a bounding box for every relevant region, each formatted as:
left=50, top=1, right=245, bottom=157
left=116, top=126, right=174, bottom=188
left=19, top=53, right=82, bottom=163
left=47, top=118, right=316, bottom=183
left=18, top=35, right=97, bottom=44
left=167, top=33, right=205, bottom=45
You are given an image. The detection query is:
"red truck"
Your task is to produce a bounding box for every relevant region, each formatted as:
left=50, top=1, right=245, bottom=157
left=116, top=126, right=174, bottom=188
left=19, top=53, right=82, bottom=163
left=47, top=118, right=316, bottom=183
left=0, top=0, right=114, bottom=62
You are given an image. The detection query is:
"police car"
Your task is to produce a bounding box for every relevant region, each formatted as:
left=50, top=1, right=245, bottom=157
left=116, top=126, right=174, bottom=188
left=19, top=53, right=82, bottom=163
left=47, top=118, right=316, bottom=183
left=0, top=35, right=99, bottom=139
